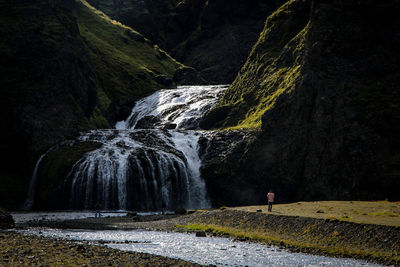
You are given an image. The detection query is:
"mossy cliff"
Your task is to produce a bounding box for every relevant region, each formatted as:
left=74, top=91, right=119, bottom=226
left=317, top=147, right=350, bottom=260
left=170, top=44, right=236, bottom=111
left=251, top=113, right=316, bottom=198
left=201, top=0, right=400, bottom=206
left=0, top=0, right=181, bottom=209
left=86, top=0, right=288, bottom=83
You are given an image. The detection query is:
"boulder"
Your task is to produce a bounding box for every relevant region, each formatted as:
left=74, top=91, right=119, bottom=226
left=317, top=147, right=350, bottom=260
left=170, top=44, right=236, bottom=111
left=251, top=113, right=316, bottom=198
left=135, top=116, right=162, bottom=129
left=195, top=231, right=206, bottom=237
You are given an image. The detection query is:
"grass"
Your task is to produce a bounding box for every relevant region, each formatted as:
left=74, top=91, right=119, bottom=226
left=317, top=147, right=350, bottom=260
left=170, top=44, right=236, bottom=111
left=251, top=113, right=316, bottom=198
left=232, top=201, right=400, bottom=227
left=217, top=0, right=311, bottom=130
left=76, top=0, right=181, bottom=102
left=176, top=223, right=399, bottom=264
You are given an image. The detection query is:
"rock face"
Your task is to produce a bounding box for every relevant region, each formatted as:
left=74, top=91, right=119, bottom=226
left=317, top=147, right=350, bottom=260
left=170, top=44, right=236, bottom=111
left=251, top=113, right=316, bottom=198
left=86, top=0, right=287, bottom=83
left=0, top=0, right=181, bottom=209
left=0, top=208, right=14, bottom=229
left=199, top=131, right=259, bottom=206
left=201, top=0, right=400, bottom=204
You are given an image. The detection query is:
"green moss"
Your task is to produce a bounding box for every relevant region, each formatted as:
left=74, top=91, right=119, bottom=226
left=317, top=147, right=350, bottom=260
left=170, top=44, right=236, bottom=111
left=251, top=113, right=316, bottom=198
left=76, top=0, right=181, bottom=106
left=217, top=0, right=311, bottom=129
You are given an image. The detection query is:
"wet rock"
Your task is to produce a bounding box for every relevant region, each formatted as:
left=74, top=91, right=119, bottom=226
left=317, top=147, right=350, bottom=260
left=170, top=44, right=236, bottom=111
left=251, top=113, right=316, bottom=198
left=135, top=116, right=162, bottom=129
left=164, top=122, right=177, bottom=129
left=199, top=105, right=234, bottom=130
left=195, top=231, right=206, bottom=237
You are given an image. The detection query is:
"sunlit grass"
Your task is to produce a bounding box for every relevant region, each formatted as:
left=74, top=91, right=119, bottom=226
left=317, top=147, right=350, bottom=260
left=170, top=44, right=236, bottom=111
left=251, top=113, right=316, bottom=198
left=233, top=201, right=400, bottom=227
left=176, top=223, right=400, bottom=264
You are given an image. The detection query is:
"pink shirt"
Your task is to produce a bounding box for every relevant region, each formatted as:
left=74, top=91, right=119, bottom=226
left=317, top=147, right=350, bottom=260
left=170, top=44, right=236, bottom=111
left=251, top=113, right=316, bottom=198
left=267, top=192, right=275, bottom=202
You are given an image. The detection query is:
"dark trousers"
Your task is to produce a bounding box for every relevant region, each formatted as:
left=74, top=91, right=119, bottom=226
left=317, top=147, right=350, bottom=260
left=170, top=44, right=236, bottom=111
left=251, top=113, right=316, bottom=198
left=268, top=201, right=273, bottom=212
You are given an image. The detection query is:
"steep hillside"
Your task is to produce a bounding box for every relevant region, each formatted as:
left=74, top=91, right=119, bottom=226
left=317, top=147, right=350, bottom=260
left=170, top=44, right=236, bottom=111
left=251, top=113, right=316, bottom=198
left=201, top=0, right=400, bottom=205
left=86, top=0, right=287, bottom=83
left=0, top=0, right=181, bottom=209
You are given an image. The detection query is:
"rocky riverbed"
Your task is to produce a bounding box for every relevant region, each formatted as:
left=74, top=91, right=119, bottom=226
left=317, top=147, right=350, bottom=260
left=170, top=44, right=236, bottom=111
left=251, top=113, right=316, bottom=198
left=2, top=206, right=400, bottom=266
left=11, top=208, right=400, bottom=266
left=0, top=231, right=205, bottom=266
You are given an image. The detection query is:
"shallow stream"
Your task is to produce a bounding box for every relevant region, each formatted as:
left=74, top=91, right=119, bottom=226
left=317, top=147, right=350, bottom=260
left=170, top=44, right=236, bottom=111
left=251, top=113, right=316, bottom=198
left=18, top=227, right=385, bottom=267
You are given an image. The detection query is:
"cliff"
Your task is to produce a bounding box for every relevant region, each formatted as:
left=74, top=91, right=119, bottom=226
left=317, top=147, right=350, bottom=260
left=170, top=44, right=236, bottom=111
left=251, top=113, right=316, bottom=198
left=201, top=0, right=400, bottom=205
left=0, top=0, right=181, bottom=208
left=86, top=0, right=287, bottom=83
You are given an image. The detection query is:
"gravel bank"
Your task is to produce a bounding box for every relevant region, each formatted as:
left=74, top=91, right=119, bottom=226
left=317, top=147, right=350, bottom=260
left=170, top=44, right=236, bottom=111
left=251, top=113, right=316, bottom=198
left=0, top=231, right=205, bottom=266
left=28, top=209, right=399, bottom=266
left=7, top=208, right=400, bottom=266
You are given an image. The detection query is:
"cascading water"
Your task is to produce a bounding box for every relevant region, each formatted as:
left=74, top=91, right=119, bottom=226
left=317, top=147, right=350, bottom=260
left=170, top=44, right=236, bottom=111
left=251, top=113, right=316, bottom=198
left=59, top=85, right=228, bottom=211
left=23, top=154, right=46, bottom=210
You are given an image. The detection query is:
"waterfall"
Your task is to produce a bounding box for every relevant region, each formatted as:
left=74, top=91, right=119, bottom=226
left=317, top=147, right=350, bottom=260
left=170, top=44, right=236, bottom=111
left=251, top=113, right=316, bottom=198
left=62, top=85, right=228, bottom=211
left=23, top=140, right=75, bottom=210
left=23, top=154, right=46, bottom=210
left=116, top=85, right=227, bottom=130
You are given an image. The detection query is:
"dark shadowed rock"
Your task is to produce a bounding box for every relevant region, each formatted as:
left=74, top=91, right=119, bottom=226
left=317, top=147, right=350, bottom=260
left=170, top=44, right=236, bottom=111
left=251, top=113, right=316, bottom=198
left=0, top=208, right=14, bottom=229
left=201, top=0, right=400, bottom=203
left=86, top=0, right=286, bottom=83
left=155, top=74, right=173, bottom=86
left=199, top=105, right=234, bottom=130
left=135, top=116, right=162, bottom=129
left=175, top=208, right=187, bottom=215
left=173, top=66, right=206, bottom=85
left=195, top=231, right=206, bottom=237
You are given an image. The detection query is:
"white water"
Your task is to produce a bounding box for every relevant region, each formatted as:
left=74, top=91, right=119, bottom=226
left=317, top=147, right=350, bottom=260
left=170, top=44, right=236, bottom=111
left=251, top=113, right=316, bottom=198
left=116, top=85, right=228, bottom=130
left=31, top=85, right=228, bottom=211
left=67, top=129, right=209, bottom=210
left=23, top=154, right=46, bottom=210
left=18, top=228, right=386, bottom=267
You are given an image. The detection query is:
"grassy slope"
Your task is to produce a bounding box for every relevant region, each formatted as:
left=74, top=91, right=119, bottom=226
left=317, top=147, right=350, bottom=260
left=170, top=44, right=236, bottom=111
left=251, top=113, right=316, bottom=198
left=233, top=201, right=400, bottom=227
left=218, top=0, right=311, bottom=129
left=76, top=0, right=182, bottom=124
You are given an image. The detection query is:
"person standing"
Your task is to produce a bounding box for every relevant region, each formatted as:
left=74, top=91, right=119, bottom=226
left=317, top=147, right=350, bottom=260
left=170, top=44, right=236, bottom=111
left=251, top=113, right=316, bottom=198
left=161, top=200, right=166, bottom=215
left=267, top=190, right=275, bottom=212
left=95, top=202, right=101, bottom=218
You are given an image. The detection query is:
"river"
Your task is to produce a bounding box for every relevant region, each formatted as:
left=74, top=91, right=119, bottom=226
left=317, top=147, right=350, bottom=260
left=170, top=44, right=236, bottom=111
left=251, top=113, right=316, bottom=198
left=17, top=225, right=385, bottom=267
